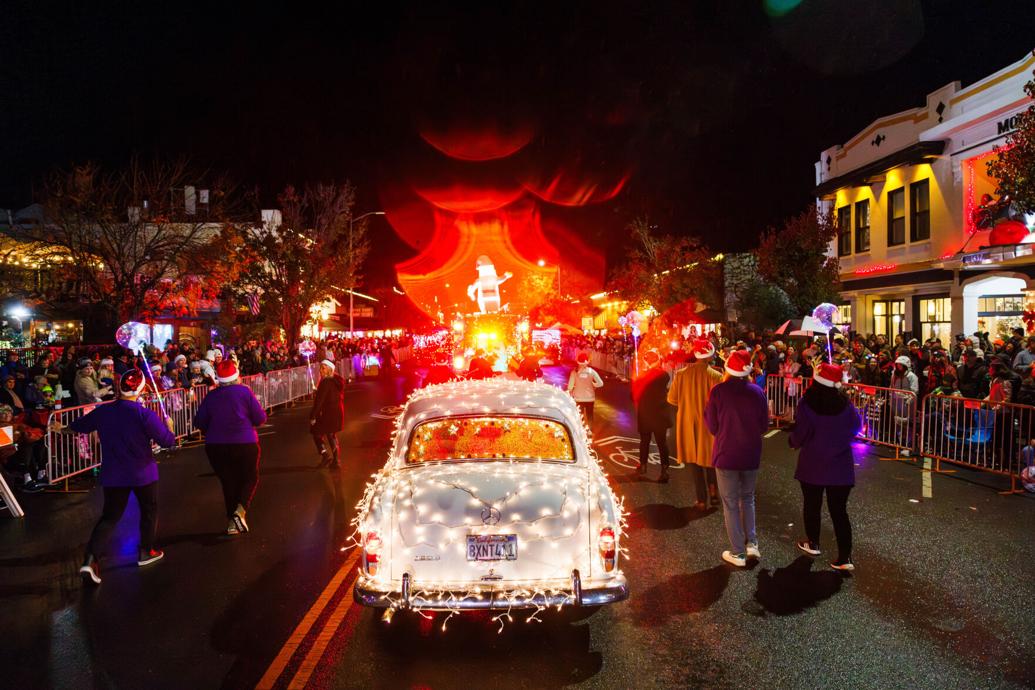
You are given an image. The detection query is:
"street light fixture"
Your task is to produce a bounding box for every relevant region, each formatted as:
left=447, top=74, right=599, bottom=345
left=537, top=259, right=561, bottom=296
left=349, top=211, right=385, bottom=336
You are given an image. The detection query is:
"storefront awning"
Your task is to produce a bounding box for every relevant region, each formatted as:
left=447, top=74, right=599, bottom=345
left=814, top=141, right=945, bottom=199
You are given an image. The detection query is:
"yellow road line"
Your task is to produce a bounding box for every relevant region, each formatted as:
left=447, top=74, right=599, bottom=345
left=922, top=457, right=933, bottom=499
left=286, top=578, right=359, bottom=689
left=255, top=550, right=360, bottom=690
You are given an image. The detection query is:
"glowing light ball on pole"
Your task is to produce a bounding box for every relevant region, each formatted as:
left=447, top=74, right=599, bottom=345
left=115, top=321, right=167, bottom=417
left=811, top=303, right=841, bottom=362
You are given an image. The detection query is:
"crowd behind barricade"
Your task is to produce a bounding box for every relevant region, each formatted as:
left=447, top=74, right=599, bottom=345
left=0, top=334, right=414, bottom=494
left=563, top=323, right=1035, bottom=490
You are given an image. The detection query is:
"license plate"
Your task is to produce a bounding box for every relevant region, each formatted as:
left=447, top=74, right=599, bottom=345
left=466, top=534, right=518, bottom=561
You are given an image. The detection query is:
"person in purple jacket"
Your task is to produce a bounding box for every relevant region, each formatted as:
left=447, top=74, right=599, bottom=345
left=789, top=362, right=862, bottom=571
left=55, top=369, right=178, bottom=585
left=194, top=360, right=268, bottom=535
left=703, top=348, right=770, bottom=567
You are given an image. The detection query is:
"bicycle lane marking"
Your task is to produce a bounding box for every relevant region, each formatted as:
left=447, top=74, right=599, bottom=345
left=255, top=549, right=360, bottom=690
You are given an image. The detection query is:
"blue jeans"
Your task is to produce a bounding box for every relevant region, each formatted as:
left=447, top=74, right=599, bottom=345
left=715, top=468, right=759, bottom=553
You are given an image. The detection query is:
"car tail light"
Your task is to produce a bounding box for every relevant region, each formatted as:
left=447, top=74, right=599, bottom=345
left=364, top=531, right=383, bottom=576
left=598, top=526, right=616, bottom=572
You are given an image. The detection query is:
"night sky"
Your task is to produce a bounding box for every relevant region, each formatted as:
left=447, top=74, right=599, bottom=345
left=2, top=0, right=1034, bottom=277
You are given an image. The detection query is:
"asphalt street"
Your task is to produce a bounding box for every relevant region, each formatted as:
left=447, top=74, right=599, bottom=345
left=1, top=367, right=1033, bottom=690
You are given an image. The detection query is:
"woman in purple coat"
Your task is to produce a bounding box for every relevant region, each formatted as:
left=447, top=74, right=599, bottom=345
left=311, top=360, right=345, bottom=469
left=194, top=360, right=267, bottom=535
left=789, top=363, right=862, bottom=571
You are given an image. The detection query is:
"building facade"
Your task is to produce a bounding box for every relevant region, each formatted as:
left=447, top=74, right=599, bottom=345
left=816, top=50, right=1035, bottom=345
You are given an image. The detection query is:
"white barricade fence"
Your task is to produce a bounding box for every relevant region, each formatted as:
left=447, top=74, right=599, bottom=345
left=766, top=375, right=811, bottom=426
left=144, top=388, right=192, bottom=439
left=44, top=364, right=328, bottom=484
left=46, top=403, right=107, bottom=485
left=240, top=374, right=268, bottom=410
left=919, top=394, right=1033, bottom=493
left=842, top=383, right=917, bottom=456
left=266, top=369, right=292, bottom=409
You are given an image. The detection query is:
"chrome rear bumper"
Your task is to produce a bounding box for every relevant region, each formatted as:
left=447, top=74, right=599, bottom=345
left=354, top=569, right=628, bottom=610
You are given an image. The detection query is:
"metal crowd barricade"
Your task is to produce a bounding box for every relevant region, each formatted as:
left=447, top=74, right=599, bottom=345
left=766, top=375, right=811, bottom=427
left=919, top=394, right=1032, bottom=494
left=46, top=402, right=107, bottom=484
left=239, top=374, right=268, bottom=410
left=151, top=388, right=192, bottom=439
left=266, top=369, right=292, bottom=409
left=187, top=384, right=210, bottom=435
left=842, top=383, right=917, bottom=457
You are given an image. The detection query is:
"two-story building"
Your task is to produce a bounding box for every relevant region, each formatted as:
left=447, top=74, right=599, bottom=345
left=816, top=50, right=1035, bottom=345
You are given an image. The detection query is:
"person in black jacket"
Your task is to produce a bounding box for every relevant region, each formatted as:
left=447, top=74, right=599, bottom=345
left=957, top=349, right=989, bottom=399
left=632, top=350, right=675, bottom=483
left=311, top=360, right=346, bottom=469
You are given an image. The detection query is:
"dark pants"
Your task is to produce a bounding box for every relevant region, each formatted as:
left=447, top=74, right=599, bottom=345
left=800, top=481, right=853, bottom=560
left=689, top=464, right=718, bottom=504
left=87, top=482, right=158, bottom=558
left=638, top=428, right=670, bottom=468
left=205, top=443, right=260, bottom=518
left=577, top=401, right=594, bottom=425
left=313, top=433, right=340, bottom=463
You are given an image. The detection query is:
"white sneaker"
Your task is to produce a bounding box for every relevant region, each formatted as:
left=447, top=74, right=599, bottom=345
left=745, top=543, right=761, bottom=559
left=900, top=449, right=911, bottom=457
left=722, top=550, right=747, bottom=567
left=227, top=520, right=240, bottom=536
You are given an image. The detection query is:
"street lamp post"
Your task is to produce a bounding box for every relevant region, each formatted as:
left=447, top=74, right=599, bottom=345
left=537, top=259, right=561, bottom=296
left=348, top=211, right=385, bottom=336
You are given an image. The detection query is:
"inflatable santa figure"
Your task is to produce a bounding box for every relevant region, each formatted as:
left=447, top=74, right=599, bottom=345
left=467, top=255, right=512, bottom=314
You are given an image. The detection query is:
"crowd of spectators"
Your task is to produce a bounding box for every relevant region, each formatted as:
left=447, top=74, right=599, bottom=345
left=562, top=324, right=1035, bottom=407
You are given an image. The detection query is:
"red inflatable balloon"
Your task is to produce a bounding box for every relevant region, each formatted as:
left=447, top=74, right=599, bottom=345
left=988, top=219, right=1029, bottom=246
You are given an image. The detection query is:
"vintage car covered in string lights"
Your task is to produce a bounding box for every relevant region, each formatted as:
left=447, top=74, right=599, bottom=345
left=352, top=378, right=628, bottom=622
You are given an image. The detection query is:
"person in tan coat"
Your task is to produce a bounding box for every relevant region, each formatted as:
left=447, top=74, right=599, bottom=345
left=667, top=339, right=723, bottom=508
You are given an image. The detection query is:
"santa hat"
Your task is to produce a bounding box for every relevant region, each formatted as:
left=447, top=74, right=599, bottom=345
left=119, top=369, right=147, bottom=396
left=205, top=349, right=217, bottom=362
left=576, top=352, right=590, bottom=364
left=215, top=360, right=240, bottom=384
left=724, top=350, right=753, bottom=378
left=174, top=354, right=187, bottom=365
left=320, top=359, right=335, bottom=370
left=99, top=357, right=114, bottom=367
left=814, top=363, right=844, bottom=388
left=691, top=339, right=715, bottom=360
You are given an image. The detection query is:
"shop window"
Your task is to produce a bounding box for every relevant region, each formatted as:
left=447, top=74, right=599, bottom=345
left=910, top=180, right=930, bottom=242
left=834, top=303, right=851, bottom=330
left=855, top=200, right=870, bottom=253
left=873, top=300, right=905, bottom=337
left=919, top=297, right=951, bottom=347
left=837, top=206, right=852, bottom=256
left=888, top=188, right=906, bottom=246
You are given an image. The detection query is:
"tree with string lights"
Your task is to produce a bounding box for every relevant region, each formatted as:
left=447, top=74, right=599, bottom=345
left=986, top=61, right=1035, bottom=214
left=223, top=181, right=369, bottom=348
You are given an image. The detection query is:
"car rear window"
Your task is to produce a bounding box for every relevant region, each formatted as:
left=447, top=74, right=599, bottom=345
left=406, top=416, right=575, bottom=463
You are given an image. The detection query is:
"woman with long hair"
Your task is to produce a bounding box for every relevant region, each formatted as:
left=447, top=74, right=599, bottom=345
left=311, top=360, right=345, bottom=469
left=789, top=363, right=861, bottom=571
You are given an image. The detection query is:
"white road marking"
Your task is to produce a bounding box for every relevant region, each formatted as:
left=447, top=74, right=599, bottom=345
left=922, top=457, right=933, bottom=499
left=764, top=429, right=781, bottom=439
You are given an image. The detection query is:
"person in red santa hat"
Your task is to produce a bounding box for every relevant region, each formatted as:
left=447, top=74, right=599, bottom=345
left=194, top=359, right=268, bottom=535
left=703, top=348, right=770, bottom=567
left=788, top=362, right=861, bottom=571
left=667, top=339, right=723, bottom=506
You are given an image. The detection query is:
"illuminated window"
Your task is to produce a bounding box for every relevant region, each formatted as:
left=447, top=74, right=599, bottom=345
left=834, top=303, right=851, bottom=329
left=888, top=188, right=906, bottom=246
left=910, top=180, right=930, bottom=242
left=872, top=299, right=904, bottom=337
left=837, top=206, right=852, bottom=256
left=919, top=297, right=951, bottom=346
left=406, top=416, right=575, bottom=464
left=855, top=200, right=870, bottom=252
